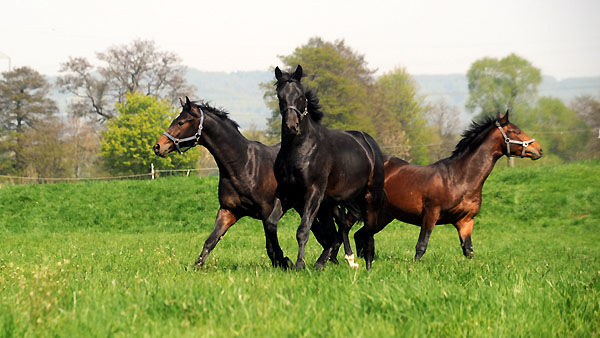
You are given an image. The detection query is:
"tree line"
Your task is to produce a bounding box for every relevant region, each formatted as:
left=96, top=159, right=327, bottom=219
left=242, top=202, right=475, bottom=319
left=1, top=38, right=598, bottom=181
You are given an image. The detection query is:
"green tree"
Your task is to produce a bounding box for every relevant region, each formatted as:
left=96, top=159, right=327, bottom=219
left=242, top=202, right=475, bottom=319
left=0, top=66, right=57, bottom=174
left=100, top=92, right=200, bottom=174
left=517, top=97, right=590, bottom=163
left=466, top=53, right=542, bottom=117
left=263, top=37, right=376, bottom=140
left=374, top=67, right=433, bottom=163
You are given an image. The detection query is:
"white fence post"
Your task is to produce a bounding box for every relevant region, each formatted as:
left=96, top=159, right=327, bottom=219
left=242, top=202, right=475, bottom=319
left=151, top=163, right=155, bottom=180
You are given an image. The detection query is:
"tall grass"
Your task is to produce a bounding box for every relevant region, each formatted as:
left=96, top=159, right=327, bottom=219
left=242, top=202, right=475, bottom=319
left=0, top=161, right=599, bottom=337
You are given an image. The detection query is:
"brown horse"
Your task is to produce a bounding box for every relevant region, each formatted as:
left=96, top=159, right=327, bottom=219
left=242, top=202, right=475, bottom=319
left=340, top=111, right=542, bottom=262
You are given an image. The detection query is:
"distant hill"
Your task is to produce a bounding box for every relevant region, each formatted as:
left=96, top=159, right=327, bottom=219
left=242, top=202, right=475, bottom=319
left=49, top=70, right=600, bottom=129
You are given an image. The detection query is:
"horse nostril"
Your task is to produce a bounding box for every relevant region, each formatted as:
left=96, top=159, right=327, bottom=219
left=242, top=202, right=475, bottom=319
left=153, top=144, right=160, bottom=154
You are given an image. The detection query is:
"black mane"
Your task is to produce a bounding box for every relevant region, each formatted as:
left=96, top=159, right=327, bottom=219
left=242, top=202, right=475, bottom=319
left=305, top=89, right=324, bottom=123
left=191, top=100, right=240, bottom=130
left=450, top=115, right=498, bottom=158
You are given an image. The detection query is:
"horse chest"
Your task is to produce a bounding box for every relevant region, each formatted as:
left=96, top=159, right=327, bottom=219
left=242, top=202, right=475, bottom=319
left=444, top=192, right=482, bottom=219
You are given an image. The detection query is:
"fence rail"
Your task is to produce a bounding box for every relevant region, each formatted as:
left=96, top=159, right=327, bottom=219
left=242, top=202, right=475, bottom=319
left=0, top=166, right=219, bottom=185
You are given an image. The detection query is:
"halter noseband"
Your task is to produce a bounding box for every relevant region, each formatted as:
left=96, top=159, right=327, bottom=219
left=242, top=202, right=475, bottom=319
left=495, top=121, right=535, bottom=158
left=163, top=107, right=205, bottom=154
left=285, top=100, right=309, bottom=120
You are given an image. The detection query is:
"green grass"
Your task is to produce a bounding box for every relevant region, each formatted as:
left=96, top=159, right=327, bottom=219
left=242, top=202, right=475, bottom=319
left=1, top=161, right=599, bottom=337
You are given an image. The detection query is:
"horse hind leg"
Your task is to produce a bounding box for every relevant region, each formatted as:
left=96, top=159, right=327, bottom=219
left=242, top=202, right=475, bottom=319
left=310, top=216, right=338, bottom=265
left=454, top=218, right=474, bottom=258
left=414, top=207, right=440, bottom=262
left=332, top=206, right=359, bottom=267
left=313, top=204, right=338, bottom=270
left=195, top=208, right=237, bottom=268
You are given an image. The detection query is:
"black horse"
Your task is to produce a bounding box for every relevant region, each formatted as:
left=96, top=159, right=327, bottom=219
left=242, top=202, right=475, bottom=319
left=266, top=65, right=386, bottom=270
left=154, top=97, right=340, bottom=268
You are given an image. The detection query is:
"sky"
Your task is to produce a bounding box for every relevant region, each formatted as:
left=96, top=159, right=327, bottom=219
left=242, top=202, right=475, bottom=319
left=1, top=0, right=599, bottom=79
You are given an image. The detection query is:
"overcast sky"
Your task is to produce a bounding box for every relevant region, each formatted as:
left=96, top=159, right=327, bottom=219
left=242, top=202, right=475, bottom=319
left=1, top=0, right=599, bottom=79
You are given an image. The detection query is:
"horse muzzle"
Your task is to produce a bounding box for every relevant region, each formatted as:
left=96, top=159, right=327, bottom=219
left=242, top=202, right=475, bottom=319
left=528, top=147, right=543, bottom=160
left=153, top=135, right=173, bottom=157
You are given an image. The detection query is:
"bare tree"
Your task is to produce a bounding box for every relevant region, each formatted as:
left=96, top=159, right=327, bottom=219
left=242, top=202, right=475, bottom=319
left=57, top=39, right=195, bottom=120
left=570, top=94, right=600, bottom=159
left=426, top=99, right=460, bottom=161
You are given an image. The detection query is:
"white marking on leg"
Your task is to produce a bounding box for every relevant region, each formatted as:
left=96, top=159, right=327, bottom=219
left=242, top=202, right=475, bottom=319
left=345, top=254, right=359, bottom=268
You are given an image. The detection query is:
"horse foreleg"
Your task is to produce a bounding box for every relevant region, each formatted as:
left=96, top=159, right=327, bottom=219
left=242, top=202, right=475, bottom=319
left=455, top=218, right=474, bottom=258
left=296, top=189, right=325, bottom=270
left=195, top=209, right=237, bottom=268
left=414, top=207, right=440, bottom=262
left=264, top=197, right=292, bottom=268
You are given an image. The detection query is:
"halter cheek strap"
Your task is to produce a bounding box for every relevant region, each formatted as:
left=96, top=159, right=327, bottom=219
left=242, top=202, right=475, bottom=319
left=163, top=107, right=205, bottom=154
left=495, top=121, right=535, bottom=158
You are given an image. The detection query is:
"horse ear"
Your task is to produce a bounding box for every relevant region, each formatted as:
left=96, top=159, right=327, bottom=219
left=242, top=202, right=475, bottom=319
left=292, top=64, right=303, bottom=81
left=179, top=97, right=185, bottom=108
left=185, top=96, right=191, bottom=106
left=275, top=67, right=283, bottom=81
left=498, top=109, right=510, bottom=124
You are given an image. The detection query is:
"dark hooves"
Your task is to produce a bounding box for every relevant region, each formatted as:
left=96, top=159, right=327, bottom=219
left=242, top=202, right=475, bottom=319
left=194, top=260, right=205, bottom=270
left=295, top=259, right=306, bottom=270
left=274, top=257, right=293, bottom=269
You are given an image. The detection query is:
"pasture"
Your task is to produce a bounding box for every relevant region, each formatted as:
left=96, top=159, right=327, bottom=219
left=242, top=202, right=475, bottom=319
left=0, top=161, right=599, bottom=337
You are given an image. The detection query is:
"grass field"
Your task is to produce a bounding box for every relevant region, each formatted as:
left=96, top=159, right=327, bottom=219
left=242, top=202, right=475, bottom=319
left=1, top=161, right=599, bottom=337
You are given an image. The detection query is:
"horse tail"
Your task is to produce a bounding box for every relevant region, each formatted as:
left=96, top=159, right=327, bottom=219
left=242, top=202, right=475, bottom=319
left=352, top=131, right=387, bottom=222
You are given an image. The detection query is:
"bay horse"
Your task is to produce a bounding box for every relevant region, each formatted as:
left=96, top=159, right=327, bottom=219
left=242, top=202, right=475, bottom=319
left=154, top=97, right=339, bottom=268
left=337, top=110, right=543, bottom=261
left=266, top=65, right=386, bottom=270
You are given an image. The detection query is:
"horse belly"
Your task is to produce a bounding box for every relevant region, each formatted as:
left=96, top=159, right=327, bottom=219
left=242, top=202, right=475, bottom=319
left=384, top=185, right=425, bottom=226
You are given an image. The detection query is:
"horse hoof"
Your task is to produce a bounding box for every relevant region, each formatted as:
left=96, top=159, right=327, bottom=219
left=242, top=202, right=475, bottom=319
left=344, top=254, right=360, bottom=268
left=314, top=261, right=326, bottom=270
left=295, top=259, right=306, bottom=270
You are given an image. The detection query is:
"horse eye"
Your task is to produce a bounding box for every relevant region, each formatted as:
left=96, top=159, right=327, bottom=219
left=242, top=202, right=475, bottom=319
left=178, top=121, right=185, bottom=126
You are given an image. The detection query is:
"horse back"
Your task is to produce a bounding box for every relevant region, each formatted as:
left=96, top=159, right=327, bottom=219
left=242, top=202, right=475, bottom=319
left=383, top=157, right=482, bottom=225
left=322, top=130, right=385, bottom=201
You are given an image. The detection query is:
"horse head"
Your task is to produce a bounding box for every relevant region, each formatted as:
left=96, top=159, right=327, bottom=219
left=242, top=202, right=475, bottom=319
left=153, top=96, right=204, bottom=157
left=495, top=110, right=543, bottom=160
left=275, top=65, right=308, bottom=135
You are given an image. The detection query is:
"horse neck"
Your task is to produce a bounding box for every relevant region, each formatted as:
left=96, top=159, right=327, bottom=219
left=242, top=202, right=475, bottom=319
left=448, top=130, right=504, bottom=189
left=199, top=113, right=250, bottom=176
